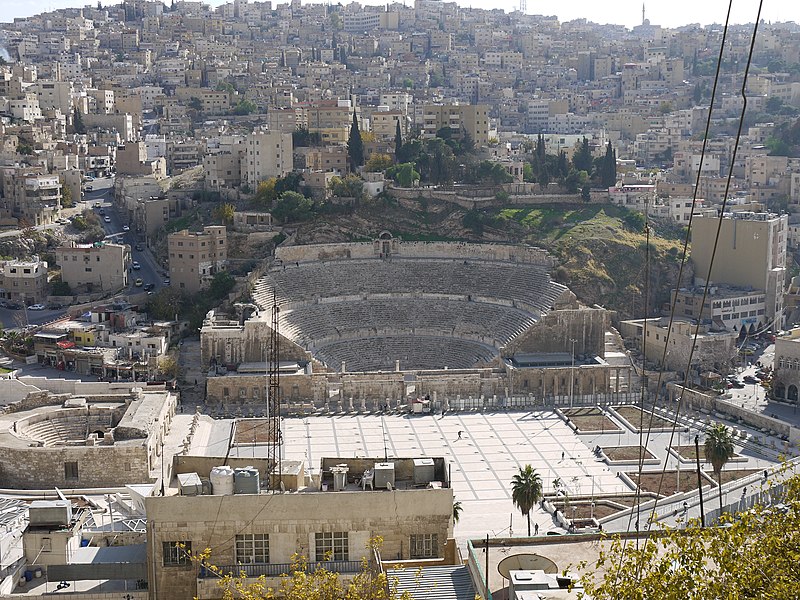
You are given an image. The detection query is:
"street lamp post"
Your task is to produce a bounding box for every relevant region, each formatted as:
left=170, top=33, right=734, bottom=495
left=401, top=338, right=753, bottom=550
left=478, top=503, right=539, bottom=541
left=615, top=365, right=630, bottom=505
left=569, top=338, right=577, bottom=409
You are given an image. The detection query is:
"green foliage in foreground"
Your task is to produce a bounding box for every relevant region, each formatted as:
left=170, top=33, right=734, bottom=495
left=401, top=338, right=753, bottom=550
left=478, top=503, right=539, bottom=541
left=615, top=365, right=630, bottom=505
left=579, top=467, right=800, bottom=599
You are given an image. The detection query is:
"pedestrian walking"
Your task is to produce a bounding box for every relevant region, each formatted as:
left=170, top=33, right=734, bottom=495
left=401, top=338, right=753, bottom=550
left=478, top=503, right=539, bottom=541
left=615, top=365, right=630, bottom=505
left=534, top=523, right=539, bottom=536
left=561, top=451, right=565, bottom=461
left=457, top=431, right=463, bottom=439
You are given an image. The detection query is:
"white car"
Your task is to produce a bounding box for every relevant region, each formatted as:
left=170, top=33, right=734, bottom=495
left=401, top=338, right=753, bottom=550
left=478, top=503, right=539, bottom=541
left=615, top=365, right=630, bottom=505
left=132, top=261, right=141, bottom=270
left=28, top=304, right=45, bottom=311
left=122, top=225, right=130, bottom=232
left=104, top=216, right=111, bottom=223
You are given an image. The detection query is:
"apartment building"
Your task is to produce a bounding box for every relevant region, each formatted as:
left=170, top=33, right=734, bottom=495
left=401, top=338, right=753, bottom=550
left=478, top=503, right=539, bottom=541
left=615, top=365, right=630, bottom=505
left=692, top=212, right=788, bottom=327
left=146, top=457, right=453, bottom=599
left=240, top=130, right=293, bottom=188
left=167, top=226, right=227, bottom=293
left=417, top=103, right=490, bottom=146
left=0, top=258, right=49, bottom=305
left=672, top=286, right=767, bottom=333
left=0, top=170, right=62, bottom=226
left=56, top=242, right=130, bottom=293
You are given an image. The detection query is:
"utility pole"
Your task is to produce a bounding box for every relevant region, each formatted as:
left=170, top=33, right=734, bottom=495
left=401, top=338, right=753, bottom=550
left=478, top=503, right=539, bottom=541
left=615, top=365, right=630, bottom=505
left=695, top=435, right=705, bottom=527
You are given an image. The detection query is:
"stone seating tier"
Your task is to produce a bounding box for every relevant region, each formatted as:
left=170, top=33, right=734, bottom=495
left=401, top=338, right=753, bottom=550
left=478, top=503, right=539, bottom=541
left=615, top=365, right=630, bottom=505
left=254, top=259, right=567, bottom=316
left=278, top=298, right=538, bottom=350
left=313, top=335, right=497, bottom=372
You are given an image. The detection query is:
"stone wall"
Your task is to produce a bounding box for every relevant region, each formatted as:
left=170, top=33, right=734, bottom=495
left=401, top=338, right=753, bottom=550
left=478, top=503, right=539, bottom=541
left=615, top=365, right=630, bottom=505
left=0, top=444, right=151, bottom=489
left=146, top=488, right=453, bottom=600
left=204, top=362, right=618, bottom=406
left=200, top=318, right=311, bottom=367
left=205, top=368, right=513, bottom=405
left=668, top=384, right=800, bottom=444
left=276, top=240, right=554, bottom=267
left=505, top=308, right=609, bottom=357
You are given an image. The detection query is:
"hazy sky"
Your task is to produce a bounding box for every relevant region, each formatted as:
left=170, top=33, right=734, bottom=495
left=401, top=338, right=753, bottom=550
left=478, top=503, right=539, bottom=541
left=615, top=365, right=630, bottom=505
left=1, top=0, right=796, bottom=29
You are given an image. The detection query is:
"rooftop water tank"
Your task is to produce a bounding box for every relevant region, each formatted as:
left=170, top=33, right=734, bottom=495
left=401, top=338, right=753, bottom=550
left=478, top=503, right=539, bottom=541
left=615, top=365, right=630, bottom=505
left=210, top=466, right=235, bottom=496
left=413, top=458, right=435, bottom=485
left=234, top=467, right=260, bottom=495
left=374, top=462, right=395, bottom=489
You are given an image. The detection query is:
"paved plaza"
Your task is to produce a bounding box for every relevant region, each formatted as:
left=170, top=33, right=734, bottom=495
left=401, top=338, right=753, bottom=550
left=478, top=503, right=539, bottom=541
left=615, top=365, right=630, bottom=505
left=184, top=404, right=787, bottom=541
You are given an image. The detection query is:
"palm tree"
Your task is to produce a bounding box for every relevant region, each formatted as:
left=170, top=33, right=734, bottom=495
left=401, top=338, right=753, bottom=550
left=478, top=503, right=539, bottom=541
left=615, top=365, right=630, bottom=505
left=452, top=500, right=462, bottom=525
left=511, top=465, right=543, bottom=537
left=705, top=422, right=736, bottom=515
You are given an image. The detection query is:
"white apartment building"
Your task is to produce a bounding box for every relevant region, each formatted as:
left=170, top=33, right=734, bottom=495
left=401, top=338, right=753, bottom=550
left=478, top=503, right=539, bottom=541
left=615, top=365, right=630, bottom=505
left=241, top=130, right=293, bottom=187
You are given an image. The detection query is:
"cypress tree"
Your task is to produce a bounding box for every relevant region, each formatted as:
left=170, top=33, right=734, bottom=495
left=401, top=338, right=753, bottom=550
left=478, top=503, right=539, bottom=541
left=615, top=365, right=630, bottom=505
left=347, top=109, right=364, bottom=171
left=394, top=119, right=402, bottom=163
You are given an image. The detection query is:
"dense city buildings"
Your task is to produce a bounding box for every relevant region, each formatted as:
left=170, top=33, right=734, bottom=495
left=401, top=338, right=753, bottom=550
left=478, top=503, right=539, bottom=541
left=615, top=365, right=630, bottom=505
left=0, top=0, right=798, bottom=598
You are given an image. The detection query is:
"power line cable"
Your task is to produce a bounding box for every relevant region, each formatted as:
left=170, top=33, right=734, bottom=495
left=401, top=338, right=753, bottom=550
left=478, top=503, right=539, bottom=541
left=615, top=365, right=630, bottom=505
left=632, top=0, right=765, bottom=583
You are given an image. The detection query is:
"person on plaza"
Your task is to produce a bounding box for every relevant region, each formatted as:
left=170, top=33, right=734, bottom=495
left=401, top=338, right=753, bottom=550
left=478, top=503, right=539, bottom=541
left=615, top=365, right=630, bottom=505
left=457, top=430, right=463, bottom=439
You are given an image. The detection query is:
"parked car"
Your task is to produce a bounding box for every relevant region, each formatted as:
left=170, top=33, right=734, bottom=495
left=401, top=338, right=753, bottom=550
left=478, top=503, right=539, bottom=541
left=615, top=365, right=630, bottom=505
left=134, top=243, right=144, bottom=251
left=104, top=216, right=111, bottom=223
left=27, top=303, right=45, bottom=311
left=132, top=261, right=141, bottom=270
left=743, top=375, right=759, bottom=384
left=143, top=283, right=155, bottom=292
left=5, top=302, right=22, bottom=310
left=163, top=278, right=171, bottom=286
left=122, top=225, right=130, bottom=232
left=134, top=278, right=143, bottom=287
left=83, top=184, right=93, bottom=191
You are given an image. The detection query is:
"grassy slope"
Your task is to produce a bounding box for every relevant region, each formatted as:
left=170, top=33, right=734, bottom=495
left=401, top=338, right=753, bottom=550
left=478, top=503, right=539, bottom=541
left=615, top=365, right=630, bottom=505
left=495, top=205, right=690, bottom=318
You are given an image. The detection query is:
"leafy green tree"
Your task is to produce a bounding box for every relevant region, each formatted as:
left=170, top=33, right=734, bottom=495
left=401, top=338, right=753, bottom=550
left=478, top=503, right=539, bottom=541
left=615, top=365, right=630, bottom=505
left=231, top=99, right=257, bottom=115
left=705, top=422, right=736, bottom=515
left=386, top=163, right=420, bottom=188
left=157, top=354, right=180, bottom=378
left=511, top=465, right=543, bottom=536
left=328, top=174, right=366, bottom=200
left=187, top=97, right=203, bottom=112
left=196, top=537, right=412, bottom=600
left=214, top=202, right=235, bottom=225
left=147, top=288, right=185, bottom=320
left=209, top=271, right=235, bottom=300
left=60, top=179, right=73, bottom=208
left=292, top=127, right=320, bottom=147
left=254, top=178, right=277, bottom=207
left=581, top=469, right=800, bottom=599
left=765, top=96, right=783, bottom=114
left=271, top=191, right=314, bottom=223
left=365, top=153, right=393, bottom=172
left=50, top=281, right=72, bottom=296
left=347, top=110, right=364, bottom=171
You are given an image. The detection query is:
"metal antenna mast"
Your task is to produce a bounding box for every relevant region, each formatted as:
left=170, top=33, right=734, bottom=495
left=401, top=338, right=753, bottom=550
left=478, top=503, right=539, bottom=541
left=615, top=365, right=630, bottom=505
left=266, top=290, right=282, bottom=492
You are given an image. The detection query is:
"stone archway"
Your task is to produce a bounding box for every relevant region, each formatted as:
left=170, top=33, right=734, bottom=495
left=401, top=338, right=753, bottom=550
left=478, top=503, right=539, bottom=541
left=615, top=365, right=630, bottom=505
left=789, top=384, right=798, bottom=403
left=775, top=382, right=786, bottom=400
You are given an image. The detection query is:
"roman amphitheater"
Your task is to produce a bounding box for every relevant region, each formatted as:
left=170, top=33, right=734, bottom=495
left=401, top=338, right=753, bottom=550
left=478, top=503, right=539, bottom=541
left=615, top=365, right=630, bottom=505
left=202, top=236, right=637, bottom=408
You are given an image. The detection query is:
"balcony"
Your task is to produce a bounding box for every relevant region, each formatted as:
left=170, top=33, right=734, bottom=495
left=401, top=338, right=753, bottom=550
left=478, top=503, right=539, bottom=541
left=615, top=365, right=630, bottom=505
left=198, top=560, right=362, bottom=579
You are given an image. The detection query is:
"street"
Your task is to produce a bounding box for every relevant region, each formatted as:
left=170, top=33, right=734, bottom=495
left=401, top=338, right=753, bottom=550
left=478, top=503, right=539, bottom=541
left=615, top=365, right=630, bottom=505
left=0, top=176, right=166, bottom=329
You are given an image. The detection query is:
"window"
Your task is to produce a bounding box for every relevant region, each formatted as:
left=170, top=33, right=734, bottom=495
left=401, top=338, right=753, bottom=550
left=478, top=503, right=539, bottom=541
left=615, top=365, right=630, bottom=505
left=64, top=461, right=78, bottom=480
left=410, top=534, right=438, bottom=559
left=163, top=541, right=191, bottom=566
left=315, top=532, right=348, bottom=561
left=235, top=534, right=269, bottom=564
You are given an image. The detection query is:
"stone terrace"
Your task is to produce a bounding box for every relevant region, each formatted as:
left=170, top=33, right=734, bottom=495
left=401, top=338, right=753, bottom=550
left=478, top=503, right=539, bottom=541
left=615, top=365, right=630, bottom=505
left=279, top=298, right=538, bottom=350
left=255, top=259, right=567, bottom=315
left=314, top=335, right=498, bottom=372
